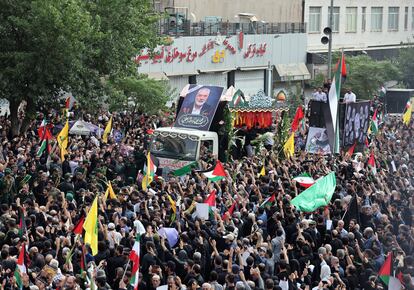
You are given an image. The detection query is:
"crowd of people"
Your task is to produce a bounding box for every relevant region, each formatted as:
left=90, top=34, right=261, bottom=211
left=0, top=99, right=413, bottom=290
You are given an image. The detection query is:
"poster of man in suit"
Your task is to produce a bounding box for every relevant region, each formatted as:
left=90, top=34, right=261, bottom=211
left=343, top=101, right=370, bottom=146
left=175, top=85, right=223, bottom=130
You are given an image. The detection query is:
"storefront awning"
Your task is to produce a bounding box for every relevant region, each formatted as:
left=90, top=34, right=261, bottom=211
left=275, top=63, right=311, bottom=81
left=198, top=68, right=235, bottom=73
left=240, top=66, right=268, bottom=71
left=165, top=71, right=199, bottom=77
left=145, top=72, right=169, bottom=80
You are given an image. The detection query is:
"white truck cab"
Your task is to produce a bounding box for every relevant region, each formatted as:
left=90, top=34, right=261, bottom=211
left=150, top=127, right=218, bottom=171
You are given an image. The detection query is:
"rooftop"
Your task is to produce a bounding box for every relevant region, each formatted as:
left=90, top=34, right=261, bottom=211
left=157, top=20, right=306, bottom=37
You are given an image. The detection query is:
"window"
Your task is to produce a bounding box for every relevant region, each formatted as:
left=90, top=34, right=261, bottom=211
left=404, top=7, right=409, bottom=30
left=328, top=7, right=340, bottom=32
left=412, top=7, right=414, bottom=30
left=346, top=7, right=358, bottom=32
left=388, top=7, right=399, bottom=31
left=362, top=7, right=366, bottom=32
left=371, top=7, right=383, bottom=31
left=413, top=7, right=414, bottom=30
left=309, top=7, right=322, bottom=32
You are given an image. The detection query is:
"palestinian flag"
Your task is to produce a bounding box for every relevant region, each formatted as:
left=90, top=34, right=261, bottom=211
left=203, top=160, right=226, bottom=182
left=73, top=216, right=85, bottom=235
left=378, top=252, right=403, bottom=289
left=204, top=190, right=216, bottom=207
left=293, top=173, right=315, bottom=188
left=345, top=142, right=357, bottom=158
left=129, top=235, right=141, bottom=290
left=368, top=109, right=378, bottom=135
left=231, top=89, right=245, bottom=107
left=172, top=161, right=198, bottom=176
left=260, top=193, right=276, bottom=208
left=368, top=151, right=376, bottom=175
left=14, top=243, right=27, bottom=289
left=402, top=99, right=412, bottom=126
left=222, top=200, right=236, bottom=219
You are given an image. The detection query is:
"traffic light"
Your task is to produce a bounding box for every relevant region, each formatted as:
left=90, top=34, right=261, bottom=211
left=321, top=27, right=332, bottom=45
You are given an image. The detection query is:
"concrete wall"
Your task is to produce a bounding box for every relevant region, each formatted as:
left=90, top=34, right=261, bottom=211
left=304, top=0, right=414, bottom=52
left=158, top=0, right=303, bottom=23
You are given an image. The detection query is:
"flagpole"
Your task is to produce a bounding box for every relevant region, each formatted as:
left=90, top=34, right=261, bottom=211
left=121, top=259, right=131, bottom=281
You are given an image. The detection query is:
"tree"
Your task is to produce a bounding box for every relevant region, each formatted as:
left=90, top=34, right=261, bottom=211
left=332, top=54, right=400, bottom=99
left=397, top=46, right=414, bottom=88
left=108, top=76, right=170, bottom=115
left=0, top=0, right=161, bottom=136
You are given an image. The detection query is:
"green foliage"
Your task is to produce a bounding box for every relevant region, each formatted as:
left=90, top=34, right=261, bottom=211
left=307, top=73, right=325, bottom=89
left=109, top=76, right=169, bottom=114
left=273, top=111, right=291, bottom=159
left=397, top=47, right=414, bottom=88
left=332, top=54, right=400, bottom=99
left=0, top=0, right=161, bottom=135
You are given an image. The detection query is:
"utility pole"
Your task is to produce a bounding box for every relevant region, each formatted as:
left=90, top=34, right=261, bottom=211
left=327, top=0, right=333, bottom=79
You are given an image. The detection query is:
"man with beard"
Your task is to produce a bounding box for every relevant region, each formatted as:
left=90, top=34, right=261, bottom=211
left=181, top=88, right=213, bottom=117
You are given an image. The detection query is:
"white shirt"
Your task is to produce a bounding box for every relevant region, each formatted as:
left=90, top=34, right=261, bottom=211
left=343, top=92, right=356, bottom=103
left=312, top=91, right=327, bottom=102
left=191, top=106, right=201, bottom=114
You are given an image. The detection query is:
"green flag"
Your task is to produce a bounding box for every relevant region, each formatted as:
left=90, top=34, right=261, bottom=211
left=290, top=172, right=336, bottom=212
left=172, top=161, right=198, bottom=176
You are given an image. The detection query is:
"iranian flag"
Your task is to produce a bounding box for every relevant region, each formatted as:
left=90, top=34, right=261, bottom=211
left=328, top=51, right=346, bottom=154
left=293, top=173, right=315, bottom=188
left=129, top=235, right=141, bottom=290
left=231, top=89, right=245, bottom=107
left=260, top=193, right=276, bottom=208
left=369, top=109, right=378, bottom=135
left=203, top=160, right=226, bottom=181
left=14, top=243, right=27, bottom=289
left=368, top=151, right=376, bottom=175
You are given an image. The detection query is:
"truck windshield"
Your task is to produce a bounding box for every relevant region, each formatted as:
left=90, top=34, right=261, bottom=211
left=150, top=134, right=198, bottom=161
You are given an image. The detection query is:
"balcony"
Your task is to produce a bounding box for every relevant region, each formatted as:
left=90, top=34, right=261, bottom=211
left=157, top=20, right=306, bottom=37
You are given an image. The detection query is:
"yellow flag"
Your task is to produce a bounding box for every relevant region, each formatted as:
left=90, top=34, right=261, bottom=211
left=141, top=152, right=154, bottom=191
left=83, top=196, right=98, bottom=255
left=102, top=116, right=113, bottom=143
left=403, top=104, right=412, bottom=126
left=57, top=120, right=69, bottom=161
left=259, top=165, right=266, bottom=176
left=283, top=133, right=295, bottom=158
left=104, top=181, right=117, bottom=199
left=167, top=194, right=176, bottom=213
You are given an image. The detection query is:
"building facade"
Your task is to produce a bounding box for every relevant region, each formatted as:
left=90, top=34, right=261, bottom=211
left=137, top=32, right=309, bottom=99
left=305, top=0, right=414, bottom=52
left=153, top=0, right=303, bottom=23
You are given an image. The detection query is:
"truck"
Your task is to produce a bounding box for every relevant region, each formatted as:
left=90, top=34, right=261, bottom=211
left=150, top=127, right=219, bottom=172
